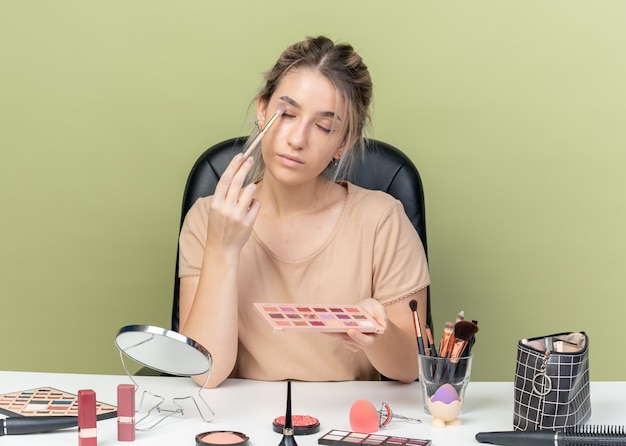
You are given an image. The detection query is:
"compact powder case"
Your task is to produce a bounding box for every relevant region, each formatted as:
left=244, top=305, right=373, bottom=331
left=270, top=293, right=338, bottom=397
left=195, top=430, right=249, bottom=446
left=272, top=414, right=321, bottom=435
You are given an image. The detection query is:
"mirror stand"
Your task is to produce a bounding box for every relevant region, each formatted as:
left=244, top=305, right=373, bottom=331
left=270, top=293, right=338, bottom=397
left=118, top=350, right=215, bottom=429
left=115, top=325, right=216, bottom=429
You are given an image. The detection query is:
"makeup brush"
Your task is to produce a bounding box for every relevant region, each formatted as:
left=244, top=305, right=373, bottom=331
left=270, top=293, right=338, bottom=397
left=449, top=321, right=479, bottom=361
left=409, top=300, right=425, bottom=356
left=462, top=319, right=478, bottom=357
left=432, top=321, right=455, bottom=383
left=455, top=310, right=465, bottom=323
left=446, top=320, right=479, bottom=381
left=243, top=107, right=285, bottom=158
left=476, top=425, right=626, bottom=446
left=425, top=325, right=438, bottom=357
left=278, top=380, right=297, bottom=446
left=438, top=321, right=455, bottom=358
left=0, top=416, right=79, bottom=435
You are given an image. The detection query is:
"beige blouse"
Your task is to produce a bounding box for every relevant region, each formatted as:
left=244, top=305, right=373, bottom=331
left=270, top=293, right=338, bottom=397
left=178, top=182, right=430, bottom=381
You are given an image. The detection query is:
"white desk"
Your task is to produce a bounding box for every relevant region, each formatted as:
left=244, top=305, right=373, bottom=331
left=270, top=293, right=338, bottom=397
left=0, top=371, right=623, bottom=445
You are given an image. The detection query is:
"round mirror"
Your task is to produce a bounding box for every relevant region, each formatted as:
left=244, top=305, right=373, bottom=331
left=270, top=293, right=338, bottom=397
left=115, top=325, right=211, bottom=376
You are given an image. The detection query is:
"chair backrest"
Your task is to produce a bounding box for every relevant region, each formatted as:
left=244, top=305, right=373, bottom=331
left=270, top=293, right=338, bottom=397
left=171, top=137, right=431, bottom=331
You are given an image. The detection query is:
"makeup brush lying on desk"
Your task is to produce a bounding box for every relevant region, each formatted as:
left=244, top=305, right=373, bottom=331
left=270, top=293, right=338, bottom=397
left=0, top=416, right=79, bottom=435
left=476, top=425, right=626, bottom=446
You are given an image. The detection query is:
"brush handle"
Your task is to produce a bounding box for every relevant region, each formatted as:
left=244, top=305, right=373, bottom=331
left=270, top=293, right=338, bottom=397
left=417, top=337, right=426, bottom=356
left=243, top=108, right=283, bottom=158
left=476, top=430, right=555, bottom=446
left=0, top=416, right=78, bottom=435
left=428, top=343, right=438, bottom=358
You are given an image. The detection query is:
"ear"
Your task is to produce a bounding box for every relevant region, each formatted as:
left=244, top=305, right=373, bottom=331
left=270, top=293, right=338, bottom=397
left=256, top=98, right=269, bottom=125
left=333, top=135, right=357, bottom=160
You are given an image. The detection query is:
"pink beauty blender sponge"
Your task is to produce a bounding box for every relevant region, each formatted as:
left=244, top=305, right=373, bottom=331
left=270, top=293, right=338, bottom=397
left=349, top=399, right=379, bottom=433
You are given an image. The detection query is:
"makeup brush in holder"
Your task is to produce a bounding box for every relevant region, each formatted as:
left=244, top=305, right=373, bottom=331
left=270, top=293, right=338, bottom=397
left=278, top=381, right=297, bottom=446
left=445, top=320, right=479, bottom=382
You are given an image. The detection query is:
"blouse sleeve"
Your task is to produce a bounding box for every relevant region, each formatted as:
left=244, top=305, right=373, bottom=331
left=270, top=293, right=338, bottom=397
left=177, top=196, right=211, bottom=278
left=372, top=199, right=430, bottom=305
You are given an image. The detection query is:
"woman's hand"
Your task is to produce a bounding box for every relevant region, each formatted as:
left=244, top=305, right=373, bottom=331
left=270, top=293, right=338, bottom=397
left=327, top=298, right=389, bottom=352
left=206, top=154, right=261, bottom=253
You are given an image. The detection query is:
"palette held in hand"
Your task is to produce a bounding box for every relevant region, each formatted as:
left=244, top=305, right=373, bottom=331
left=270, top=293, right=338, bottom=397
left=254, top=303, right=385, bottom=334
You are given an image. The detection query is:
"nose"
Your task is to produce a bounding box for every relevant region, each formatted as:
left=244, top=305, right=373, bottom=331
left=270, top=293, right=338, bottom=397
left=286, top=120, right=307, bottom=150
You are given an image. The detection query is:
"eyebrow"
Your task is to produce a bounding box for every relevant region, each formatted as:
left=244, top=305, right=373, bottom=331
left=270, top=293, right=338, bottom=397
left=278, top=95, right=342, bottom=121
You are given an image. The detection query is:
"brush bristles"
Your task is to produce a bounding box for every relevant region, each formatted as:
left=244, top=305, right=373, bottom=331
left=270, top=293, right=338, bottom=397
left=565, top=424, right=626, bottom=435
left=561, top=425, right=626, bottom=445
left=454, top=320, right=479, bottom=342
left=409, top=299, right=418, bottom=312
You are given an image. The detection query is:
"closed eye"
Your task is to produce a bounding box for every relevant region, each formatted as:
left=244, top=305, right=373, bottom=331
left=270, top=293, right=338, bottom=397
left=316, top=124, right=332, bottom=133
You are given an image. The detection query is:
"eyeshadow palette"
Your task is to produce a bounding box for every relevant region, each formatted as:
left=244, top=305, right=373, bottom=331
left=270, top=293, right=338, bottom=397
left=254, top=303, right=385, bottom=334
left=318, top=429, right=431, bottom=446
left=0, top=387, right=117, bottom=419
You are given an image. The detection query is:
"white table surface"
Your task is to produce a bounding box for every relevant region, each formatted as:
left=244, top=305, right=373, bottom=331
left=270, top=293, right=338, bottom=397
left=0, top=371, right=623, bottom=445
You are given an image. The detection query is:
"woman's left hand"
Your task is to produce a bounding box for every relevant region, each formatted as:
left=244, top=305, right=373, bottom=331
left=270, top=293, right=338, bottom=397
left=328, top=298, right=388, bottom=352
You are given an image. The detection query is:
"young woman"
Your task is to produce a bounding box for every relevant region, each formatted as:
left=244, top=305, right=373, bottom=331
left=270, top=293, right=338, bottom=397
left=178, top=36, right=430, bottom=388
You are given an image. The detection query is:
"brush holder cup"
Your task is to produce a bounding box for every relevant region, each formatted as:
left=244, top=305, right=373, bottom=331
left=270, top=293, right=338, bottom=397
left=417, top=354, right=472, bottom=427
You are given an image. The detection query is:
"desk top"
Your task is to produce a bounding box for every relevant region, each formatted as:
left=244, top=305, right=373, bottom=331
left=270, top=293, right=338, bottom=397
left=0, top=371, right=623, bottom=445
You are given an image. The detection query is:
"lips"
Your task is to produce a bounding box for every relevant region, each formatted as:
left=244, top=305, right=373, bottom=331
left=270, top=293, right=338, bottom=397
left=278, top=154, right=304, bottom=166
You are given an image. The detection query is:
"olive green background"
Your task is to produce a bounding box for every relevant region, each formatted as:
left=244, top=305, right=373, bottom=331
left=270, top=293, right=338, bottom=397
left=2, top=1, right=625, bottom=380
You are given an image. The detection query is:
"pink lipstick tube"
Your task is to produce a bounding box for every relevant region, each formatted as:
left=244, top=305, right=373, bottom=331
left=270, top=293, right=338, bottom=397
left=117, top=384, right=135, bottom=442
left=78, top=389, right=97, bottom=446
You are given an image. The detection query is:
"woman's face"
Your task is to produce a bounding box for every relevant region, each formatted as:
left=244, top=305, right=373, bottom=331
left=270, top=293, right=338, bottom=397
left=257, top=68, right=347, bottom=186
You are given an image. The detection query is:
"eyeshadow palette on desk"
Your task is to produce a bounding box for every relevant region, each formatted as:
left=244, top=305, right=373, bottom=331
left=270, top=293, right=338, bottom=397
left=254, top=303, right=385, bottom=333
left=0, top=387, right=117, bottom=420
left=318, top=429, right=431, bottom=446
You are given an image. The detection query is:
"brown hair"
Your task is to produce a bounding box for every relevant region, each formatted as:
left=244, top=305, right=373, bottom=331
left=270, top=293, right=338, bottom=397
left=246, top=35, right=373, bottom=183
